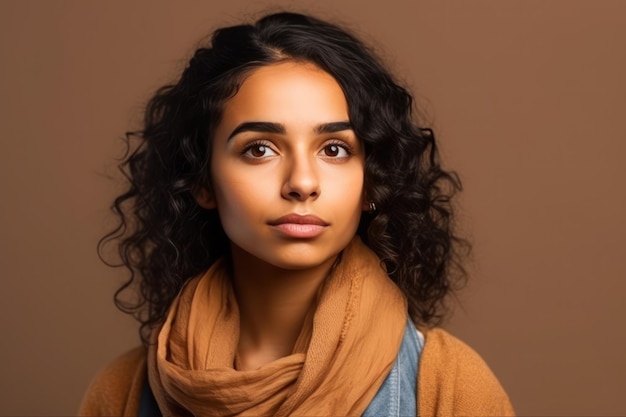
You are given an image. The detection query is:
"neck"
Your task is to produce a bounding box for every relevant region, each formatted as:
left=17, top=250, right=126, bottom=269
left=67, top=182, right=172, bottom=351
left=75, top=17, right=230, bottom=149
left=229, top=244, right=337, bottom=371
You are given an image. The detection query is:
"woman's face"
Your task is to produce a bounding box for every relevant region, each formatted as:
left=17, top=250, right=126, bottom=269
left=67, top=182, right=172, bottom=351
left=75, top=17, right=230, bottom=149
left=203, top=61, right=366, bottom=271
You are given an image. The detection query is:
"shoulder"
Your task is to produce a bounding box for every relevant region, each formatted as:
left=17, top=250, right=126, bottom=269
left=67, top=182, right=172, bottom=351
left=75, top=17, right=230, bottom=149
left=417, top=327, right=515, bottom=417
left=78, top=346, right=147, bottom=416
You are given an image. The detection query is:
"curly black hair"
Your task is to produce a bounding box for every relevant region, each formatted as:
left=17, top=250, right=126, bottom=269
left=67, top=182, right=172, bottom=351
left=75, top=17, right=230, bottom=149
left=100, top=12, right=468, bottom=344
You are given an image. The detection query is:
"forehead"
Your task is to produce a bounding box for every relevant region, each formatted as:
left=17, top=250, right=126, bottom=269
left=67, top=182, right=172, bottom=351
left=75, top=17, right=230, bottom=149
left=218, top=62, right=349, bottom=129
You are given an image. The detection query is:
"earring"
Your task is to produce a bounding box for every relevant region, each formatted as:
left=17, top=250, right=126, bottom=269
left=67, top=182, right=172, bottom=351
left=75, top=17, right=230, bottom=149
left=368, top=201, right=377, bottom=212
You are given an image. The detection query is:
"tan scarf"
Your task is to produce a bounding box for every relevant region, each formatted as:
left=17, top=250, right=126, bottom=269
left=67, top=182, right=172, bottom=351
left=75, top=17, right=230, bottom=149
left=147, top=237, right=407, bottom=416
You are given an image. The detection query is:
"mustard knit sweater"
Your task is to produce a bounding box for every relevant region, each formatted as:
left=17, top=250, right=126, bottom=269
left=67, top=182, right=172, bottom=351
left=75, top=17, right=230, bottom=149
left=79, top=328, right=514, bottom=416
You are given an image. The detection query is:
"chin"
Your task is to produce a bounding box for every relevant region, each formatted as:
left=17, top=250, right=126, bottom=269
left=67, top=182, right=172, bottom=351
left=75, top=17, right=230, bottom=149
left=265, top=252, right=338, bottom=271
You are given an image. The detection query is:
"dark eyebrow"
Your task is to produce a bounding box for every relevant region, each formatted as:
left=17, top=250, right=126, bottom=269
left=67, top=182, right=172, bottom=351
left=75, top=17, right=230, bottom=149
left=227, top=120, right=353, bottom=141
left=314, top=121, right=352, bottom=134
left=227, top=122, right=286, bottom=141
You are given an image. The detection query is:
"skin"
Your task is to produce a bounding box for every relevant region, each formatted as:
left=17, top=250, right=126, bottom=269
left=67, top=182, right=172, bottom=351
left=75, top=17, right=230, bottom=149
left=197, top=61, right=367, bottom=370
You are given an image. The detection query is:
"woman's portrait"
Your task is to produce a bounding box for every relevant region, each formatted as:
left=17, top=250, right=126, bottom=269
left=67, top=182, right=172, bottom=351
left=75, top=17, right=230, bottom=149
left=0, top=1, right=624, bottom=416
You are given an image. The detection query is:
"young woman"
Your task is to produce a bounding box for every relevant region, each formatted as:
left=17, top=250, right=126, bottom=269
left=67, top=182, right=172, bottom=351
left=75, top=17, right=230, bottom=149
left=80, top=12, right=514, bottom=416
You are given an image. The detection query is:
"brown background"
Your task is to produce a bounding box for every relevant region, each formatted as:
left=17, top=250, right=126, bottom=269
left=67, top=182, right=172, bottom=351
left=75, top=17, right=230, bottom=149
left=1, top=1, right=624, bottom=415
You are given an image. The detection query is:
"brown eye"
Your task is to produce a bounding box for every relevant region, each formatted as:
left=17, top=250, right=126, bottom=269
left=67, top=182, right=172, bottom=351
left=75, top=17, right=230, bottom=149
left=250, top=145, right=268, bottom=157
left=321, top=143, right=349, bottom=158
left=325, top=144, right=340, bottom=156
left=243, top=143, right=277, bottom=159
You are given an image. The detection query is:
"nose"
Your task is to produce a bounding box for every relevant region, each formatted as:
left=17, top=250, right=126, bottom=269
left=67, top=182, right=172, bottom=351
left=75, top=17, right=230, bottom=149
left=281, top=153, right=320, bottom=201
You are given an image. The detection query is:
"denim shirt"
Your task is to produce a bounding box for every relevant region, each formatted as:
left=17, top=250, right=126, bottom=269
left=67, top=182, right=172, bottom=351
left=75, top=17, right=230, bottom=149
left=362, top=320, right=424, bottom=417
left=140, top=321, right=423, bottom=417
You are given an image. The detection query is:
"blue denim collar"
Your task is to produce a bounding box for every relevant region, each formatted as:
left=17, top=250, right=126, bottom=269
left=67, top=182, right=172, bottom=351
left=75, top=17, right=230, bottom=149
left=363, top=319, right=424, bottom=417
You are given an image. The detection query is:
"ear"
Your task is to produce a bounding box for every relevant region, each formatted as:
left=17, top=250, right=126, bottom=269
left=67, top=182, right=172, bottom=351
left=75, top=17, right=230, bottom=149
left=361, top=190, right=376, bottom=213
left=361, top=199, right=371, bottom=211
left=361, top=189, right=371, bottom=212
left=194, top=187, right=216, bottom=209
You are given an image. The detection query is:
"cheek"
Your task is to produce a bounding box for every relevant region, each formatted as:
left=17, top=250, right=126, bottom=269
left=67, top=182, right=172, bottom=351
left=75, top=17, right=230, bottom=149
left=210, top=166, right=274, bottom=241
left=213, top=176, right=257, bottom=219
left=335, top=162, right=364, bottom=194
left=325, top=167, right=365, bottom=212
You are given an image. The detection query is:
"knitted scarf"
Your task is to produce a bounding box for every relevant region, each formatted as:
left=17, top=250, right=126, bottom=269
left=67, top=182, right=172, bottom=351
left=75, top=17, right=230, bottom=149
left=147, top=237, right=407, bottom=416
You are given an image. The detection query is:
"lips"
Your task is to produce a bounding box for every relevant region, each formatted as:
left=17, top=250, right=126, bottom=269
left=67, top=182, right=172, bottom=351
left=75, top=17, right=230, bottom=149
left=268, top=214, right=329, bottom=226
left=268, top=214, right=329, bottom=238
